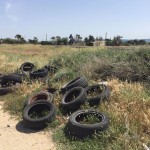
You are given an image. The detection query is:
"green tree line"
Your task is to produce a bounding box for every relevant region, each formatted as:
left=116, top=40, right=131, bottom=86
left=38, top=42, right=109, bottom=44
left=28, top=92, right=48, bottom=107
left=0, top=34, right=148, bottom=46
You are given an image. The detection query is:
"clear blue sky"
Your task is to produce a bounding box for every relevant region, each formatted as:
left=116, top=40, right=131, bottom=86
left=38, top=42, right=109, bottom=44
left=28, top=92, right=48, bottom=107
left=0, top=0, right=150, bottom=41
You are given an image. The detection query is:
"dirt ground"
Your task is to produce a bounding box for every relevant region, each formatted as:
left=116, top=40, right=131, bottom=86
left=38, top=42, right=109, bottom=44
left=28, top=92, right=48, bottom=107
left=0, top=101, right=56, bottom=150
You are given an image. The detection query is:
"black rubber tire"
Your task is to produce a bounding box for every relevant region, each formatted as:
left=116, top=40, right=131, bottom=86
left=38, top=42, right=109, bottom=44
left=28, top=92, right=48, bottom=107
left=85, top=84, right=110, bottom=106
left=0, top=74, right=4, bottom=84
left=24, top=91, right=54, bottom=108
left=44, top=65, right=58, bottom=73
left=61, top=77, right=88, bottom=94
left=0, top=86, right=13, bottom=96
left=61, top=87, right=87, bottom=112
left=0, top=84, right=20, bottom=96
left=11, top=73, right=26, bottom=77
left=1, top=74, right=22, bottom=87
left=20, top=62, right=35, bottom=74
left=30, top=68, right=48, bottom=79
left=65, top=110, right=109, bottom=139
left=22, top=100, right=56, bottom=130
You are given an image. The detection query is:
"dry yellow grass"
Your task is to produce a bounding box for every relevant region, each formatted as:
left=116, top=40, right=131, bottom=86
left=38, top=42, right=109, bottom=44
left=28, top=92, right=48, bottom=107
left=102, top=79, right=150, bottom=145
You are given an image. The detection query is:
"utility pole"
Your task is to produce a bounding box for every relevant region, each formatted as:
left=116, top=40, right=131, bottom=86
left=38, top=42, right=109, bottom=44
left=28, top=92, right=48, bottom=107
left=105, top=32, right=107, bottom=50
left=105, top=32, right=107, bottom=40
left=46, top=34, right=47, bottom=41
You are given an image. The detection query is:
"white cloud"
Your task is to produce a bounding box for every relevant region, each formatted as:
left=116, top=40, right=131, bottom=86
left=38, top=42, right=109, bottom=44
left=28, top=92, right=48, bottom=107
left=5, top=2, right=12, bottom=12
left=4, top=2, right=19, bottom=22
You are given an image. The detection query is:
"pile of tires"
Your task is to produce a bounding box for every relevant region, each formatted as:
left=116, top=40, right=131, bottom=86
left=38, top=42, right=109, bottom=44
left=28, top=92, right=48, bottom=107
left=60, top=77, right=110, bottom=112
left=59, top=76, right=110, bottom=139
left=22, top=91, right=56, bottom=130
left=0, top=61, right=58, bottom=129
left=20, top=62, right=58, bottom=80
left=1, top=62, right=110, bottom=139
left=0, top=61, right=58, bottom=96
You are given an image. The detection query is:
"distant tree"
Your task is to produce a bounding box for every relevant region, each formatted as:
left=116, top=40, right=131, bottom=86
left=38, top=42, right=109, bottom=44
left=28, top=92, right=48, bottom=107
left=105, top=39, right=113, bottom=46
left=55, top=36, right=61, bottom=45
left=84, top=37, right=89, bottom=45
left=3, top=38, right=18, bottom=44
left=15, top=34, right=22, bottom=42
left=74, top=34, right=81, bottom=44
left=41, top=41, right=52, bottom=45
left=138, top=40, right=146, bottom=45
left=75, top=34, right=82, bottom=43
left=28, top=39, right=33, bottom=44
left=126, top=39, right=146, bottom=45
left=50, top=36, right=57, bottom=45
left=84, top=35, right=95, bottom=46
left=20, top=37, right=26, bottom=44
left=28, top=37, right=38, bottom=44
left=61, top=38, right=68, bottom=45
left=112, top=35, right=123, bottom=46
left=69, top=34, right=73, bottom=39
left=33, top=37, right=38, bottom=42
left=89, top=35, right=95, bottom=43
left=51, top=36, right=55, bottom=40
left=69, top=34, right=74, bottom=45
left=127, top=40, right=135, bottom=45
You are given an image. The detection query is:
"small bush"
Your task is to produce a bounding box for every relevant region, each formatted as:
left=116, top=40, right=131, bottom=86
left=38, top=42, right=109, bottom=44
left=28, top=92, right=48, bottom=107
left=41, top=41, right=52, bottom=45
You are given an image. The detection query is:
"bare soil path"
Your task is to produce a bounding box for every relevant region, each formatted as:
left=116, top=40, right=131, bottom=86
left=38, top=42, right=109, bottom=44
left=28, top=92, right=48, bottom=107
left=0, top=101, right=56, bottom=150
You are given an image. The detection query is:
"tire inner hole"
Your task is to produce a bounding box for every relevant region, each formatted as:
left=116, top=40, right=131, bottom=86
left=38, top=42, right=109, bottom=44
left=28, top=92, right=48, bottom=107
left=23, top=65, right=33, bottom=71
left=87, top=86, right=103, bottom=98
left=28, top=104, right=50, bottom=119
left=76, top=113, right=102, bottom=124
left=65, top=89, right=80, bottom=102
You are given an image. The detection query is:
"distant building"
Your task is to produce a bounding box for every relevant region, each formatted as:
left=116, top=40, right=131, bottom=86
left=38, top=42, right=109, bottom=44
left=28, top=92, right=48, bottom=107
left=0, top=39, right=3, bottom=44
left=93, top=40, right=105, bottom=47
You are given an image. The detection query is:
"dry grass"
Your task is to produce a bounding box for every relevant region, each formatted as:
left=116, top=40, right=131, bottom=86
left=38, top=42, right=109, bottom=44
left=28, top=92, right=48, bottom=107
left=0, top=54, right=22, bottom=73
left=107, top=79, right=150, bottom=141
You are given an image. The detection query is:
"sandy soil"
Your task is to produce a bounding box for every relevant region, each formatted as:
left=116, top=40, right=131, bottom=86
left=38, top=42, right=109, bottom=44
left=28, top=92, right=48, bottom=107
left=0, top=101, right=56, bottom=150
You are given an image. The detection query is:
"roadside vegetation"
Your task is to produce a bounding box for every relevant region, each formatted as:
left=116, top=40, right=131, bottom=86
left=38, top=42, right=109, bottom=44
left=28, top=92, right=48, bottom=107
left=0, top=44, right=149, bottom=150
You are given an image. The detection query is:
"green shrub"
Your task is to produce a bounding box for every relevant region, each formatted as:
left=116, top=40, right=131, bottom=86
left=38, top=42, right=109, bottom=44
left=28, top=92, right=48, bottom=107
left=50, top=48, right=150, bottom=83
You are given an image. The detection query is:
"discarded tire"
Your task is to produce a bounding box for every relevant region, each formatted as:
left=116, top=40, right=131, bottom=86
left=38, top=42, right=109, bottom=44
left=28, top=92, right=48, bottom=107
left=20, top=62, right=35, bottom=74
left=1, top=74, right=22, bottom=87
left=22, top=100, right=56, bottom=130
left=24, top=91, right=54, bottom=108
left=0, top=84, right=20, bottom=96
left=85, top=84, right=110, bottom=106
left=65, top=110, right=109, bottom=139
left=61, top=87, right=87, bottom=112
left=30, top=68, right=48, bottom=79
left=44, top=65, right=58, bottom=73
left=11, top=73, right=26, bottom=78
left=0, top=74, right=4, bottom=84
left=61, top=77, right=88, bottom=94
